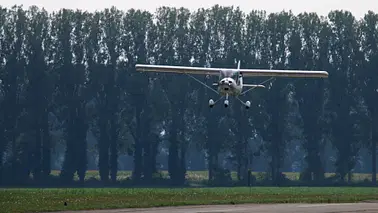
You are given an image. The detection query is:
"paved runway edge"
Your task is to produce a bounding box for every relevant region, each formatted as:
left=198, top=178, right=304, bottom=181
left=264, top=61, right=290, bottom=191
left=49, top=202, right=378, bottom=213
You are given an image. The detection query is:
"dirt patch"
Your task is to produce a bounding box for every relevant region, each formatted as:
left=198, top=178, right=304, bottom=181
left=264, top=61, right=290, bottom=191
left=359, top=200, right=378, bottom=203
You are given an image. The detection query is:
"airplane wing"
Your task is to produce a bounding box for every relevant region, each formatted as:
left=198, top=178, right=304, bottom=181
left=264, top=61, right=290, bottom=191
left=135, top=64, right=220, bottom=76
left=240, top=69, right=329, bottom=78
left=136, top=64, right=329, bottom=78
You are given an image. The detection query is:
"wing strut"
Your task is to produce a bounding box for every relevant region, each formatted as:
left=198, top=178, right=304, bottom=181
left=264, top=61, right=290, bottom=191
left=241, top=77, right=276, bottom=95
left=184, top=73, right=219, bottom=95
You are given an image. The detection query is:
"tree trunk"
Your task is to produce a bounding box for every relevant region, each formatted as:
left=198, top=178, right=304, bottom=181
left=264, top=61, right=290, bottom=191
left=132, top=107, right=143, bottom=182
left=98, top=113, right=109, bottom=182
left=168, top=118, right=179, bottom=185
left=372, top=109, right=377, bottom=185
left=110, top=119, right=118, bottom=183
left=42, top=108, right=51, bottom=178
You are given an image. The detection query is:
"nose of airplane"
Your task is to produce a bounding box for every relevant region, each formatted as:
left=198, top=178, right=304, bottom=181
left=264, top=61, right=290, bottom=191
left=220, top=78, right=232, bottom=85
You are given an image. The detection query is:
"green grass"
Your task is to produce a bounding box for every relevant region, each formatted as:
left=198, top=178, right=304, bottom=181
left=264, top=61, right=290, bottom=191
left=2, top=170, right=376, bottom=213
left=1, top=187, right=378, bottom=213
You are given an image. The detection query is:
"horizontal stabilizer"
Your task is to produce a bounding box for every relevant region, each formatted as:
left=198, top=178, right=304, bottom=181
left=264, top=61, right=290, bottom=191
left=243, top=84, right=265, bottom=88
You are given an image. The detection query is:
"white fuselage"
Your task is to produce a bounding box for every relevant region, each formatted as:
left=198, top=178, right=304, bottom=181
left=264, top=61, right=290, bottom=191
left=217, top=76, right=243, bottom=96
left=209, top=64, right=252, bottom=108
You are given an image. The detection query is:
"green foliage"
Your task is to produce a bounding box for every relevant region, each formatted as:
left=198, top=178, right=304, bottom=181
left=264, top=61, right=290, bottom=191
left=0, top=4, right=377, bottom=188
left=208, top=168, right=233, bottom=186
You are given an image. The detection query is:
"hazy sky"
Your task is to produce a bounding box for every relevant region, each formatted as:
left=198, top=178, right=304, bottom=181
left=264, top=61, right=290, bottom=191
left=2, top=0, right=377, bottom=19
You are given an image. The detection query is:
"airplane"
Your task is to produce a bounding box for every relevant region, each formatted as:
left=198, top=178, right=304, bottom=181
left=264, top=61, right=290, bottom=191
left=135, top=60, right=328, bottom=109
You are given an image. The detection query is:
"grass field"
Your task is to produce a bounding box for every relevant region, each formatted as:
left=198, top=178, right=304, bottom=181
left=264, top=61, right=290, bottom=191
left=1, top=187, right=378, bottom=213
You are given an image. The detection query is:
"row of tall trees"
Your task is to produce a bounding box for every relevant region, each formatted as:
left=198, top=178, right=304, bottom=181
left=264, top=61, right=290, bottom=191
left=0, top=5, right=377, bottom=186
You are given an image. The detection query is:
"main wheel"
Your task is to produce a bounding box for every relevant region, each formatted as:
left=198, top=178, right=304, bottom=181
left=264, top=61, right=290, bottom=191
left=245, top=101, right=251, bottom=109
left=209, top=99, right=215, bottom=108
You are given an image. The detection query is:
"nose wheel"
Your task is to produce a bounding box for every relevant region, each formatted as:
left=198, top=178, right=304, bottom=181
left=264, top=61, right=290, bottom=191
left=224, top=93, right=229, bottom=108
left=224, top=99, right=229, bottom=107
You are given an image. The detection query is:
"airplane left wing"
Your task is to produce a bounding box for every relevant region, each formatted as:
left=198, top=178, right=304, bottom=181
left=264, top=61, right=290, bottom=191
left=135, top=64, right=220, bottom=76
left=240, top=69, right=329, bottom=78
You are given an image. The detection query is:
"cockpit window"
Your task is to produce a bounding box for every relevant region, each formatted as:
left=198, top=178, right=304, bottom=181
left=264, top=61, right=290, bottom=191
left=220, top=70, right=239, bottom=80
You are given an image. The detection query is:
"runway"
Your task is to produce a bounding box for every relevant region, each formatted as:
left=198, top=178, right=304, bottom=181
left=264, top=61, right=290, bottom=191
left=55, top=202, right=378, bottom=213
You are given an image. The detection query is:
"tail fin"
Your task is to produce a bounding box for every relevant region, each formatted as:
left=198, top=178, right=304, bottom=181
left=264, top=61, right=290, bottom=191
left=237, top=60, right=243, bottom=86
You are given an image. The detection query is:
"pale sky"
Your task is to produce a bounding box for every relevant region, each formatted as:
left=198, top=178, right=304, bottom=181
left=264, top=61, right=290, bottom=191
left=1, top=0, right=377, bottom=19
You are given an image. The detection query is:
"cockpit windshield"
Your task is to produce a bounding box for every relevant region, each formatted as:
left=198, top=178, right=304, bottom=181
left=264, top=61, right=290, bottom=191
left=220, top=70, right=239, bottom=80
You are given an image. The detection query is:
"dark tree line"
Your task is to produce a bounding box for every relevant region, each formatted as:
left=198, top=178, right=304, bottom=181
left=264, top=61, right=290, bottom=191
left=0, top=5, right=377, bottom=186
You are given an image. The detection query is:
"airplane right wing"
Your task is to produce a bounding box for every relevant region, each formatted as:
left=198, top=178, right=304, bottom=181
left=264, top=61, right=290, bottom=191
left=240, top=69, right=329, bottom=78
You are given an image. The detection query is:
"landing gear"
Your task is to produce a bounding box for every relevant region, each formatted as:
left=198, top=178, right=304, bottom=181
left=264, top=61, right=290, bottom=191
left=245, top=101, right=251, bottom=109
left=224, top=99, right=229, bottom=107
left=208, top=97, right=223, bottom=108
left=224, top=94, right=229, bottom=108
left=209, top=94, right=250, bottom=109
left=236, top=97, right=251, bottom=109
left=209, top=99, right=215, bottom=108
left=209, top=98, right=250, bottom=109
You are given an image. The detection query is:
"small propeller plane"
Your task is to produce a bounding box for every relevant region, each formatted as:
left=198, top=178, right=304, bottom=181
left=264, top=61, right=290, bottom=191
left=135, top=60, right=328, bottom=109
